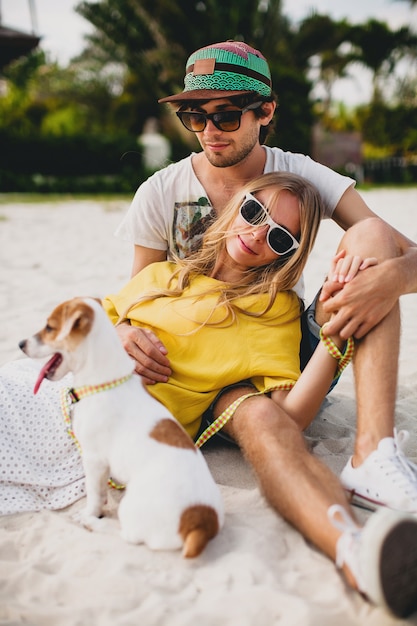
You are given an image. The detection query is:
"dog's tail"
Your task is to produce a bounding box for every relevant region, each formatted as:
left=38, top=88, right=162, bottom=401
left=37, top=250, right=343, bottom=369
left=179, top=504, right=220, bottom=558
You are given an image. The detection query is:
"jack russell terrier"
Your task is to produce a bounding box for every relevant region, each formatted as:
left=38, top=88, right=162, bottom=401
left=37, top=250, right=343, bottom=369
left=19, top=297, right=224, bottom=557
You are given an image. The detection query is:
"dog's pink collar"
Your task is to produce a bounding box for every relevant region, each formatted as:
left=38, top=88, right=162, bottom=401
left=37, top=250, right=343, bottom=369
left=60, top=373, right=133, bottom=490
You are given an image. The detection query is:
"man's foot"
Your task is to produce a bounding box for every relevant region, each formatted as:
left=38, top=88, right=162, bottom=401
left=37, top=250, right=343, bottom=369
left=329, top=504, right=417, bottom=617
left=340, top=430, right=417, bottom=513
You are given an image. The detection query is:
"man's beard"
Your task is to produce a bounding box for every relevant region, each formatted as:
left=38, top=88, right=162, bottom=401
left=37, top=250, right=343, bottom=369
left=203, top=132, right=259, bottom=168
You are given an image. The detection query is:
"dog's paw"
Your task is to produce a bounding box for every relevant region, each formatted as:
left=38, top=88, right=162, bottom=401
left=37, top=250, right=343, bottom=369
left=72, top=510, right=117, bottom=534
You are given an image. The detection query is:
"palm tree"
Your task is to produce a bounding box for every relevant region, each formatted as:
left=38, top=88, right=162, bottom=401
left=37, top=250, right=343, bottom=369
left=349, top=20, right=417, bottom=102
left=292, top=14, right=355, bottom=113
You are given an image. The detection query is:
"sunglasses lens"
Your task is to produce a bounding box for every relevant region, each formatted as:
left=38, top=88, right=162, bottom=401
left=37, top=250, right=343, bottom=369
left=240, top=199, right=265, bottom=224
left=213, top=111, right=241, bottom=131
left=268, top=229, right=295, bottom=255
left=179, top=112, right=205, bottom=131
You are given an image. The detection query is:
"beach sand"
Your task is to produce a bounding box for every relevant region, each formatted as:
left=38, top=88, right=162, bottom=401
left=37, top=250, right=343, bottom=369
left=1, top=189, right=417, bottom=625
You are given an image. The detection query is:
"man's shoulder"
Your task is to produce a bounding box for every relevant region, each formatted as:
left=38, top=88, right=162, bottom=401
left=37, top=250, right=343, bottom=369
left=151, top=153, right=194, bottom=179
left=137, top=154, right=197, bottom=198
left=264, top=145, right=307, bottom=168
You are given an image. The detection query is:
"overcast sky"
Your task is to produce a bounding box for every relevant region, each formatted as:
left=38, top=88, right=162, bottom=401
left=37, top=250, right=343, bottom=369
left=284, top=0, right=416, bottom=28
left=2, top=0, right=416, bottom=105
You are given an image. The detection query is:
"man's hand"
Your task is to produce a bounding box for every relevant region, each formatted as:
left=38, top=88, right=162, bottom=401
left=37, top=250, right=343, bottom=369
left=320, top=260, right=399, bottom=340
left=116, top=323, right=171, bottom=384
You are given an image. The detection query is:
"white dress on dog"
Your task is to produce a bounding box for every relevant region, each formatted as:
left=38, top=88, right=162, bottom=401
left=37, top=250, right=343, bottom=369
left=0, top=359, right=85, bottom=513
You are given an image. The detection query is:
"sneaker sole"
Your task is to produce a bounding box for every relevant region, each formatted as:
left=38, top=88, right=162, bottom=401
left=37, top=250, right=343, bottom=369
left=360, top=510, right=417, bottom=617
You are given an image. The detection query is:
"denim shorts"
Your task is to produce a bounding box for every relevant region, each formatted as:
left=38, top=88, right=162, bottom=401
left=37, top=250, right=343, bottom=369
left=196, top=290, right=337, bottom=445
left=300, top=290, right=321, bottom=370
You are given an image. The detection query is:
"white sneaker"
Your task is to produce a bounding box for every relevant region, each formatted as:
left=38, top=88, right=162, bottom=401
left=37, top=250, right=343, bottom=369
left=340, top=429, right=417, bottom=513
left=329, top=504, right=417, bottom=617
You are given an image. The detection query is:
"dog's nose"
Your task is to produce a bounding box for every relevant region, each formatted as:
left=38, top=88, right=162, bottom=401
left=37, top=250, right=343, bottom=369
left=18, top=339, right=27, bottom=350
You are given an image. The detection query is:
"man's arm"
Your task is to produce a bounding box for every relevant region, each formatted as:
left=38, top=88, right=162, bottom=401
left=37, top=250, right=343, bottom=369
left=130, top=244, right=166, bottom=277
left=332, top=186, right=417, bottom=259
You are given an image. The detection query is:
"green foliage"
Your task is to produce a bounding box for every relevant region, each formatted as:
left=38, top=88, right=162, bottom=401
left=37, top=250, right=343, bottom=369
left=348, top=19, right=417, bottom=101
left=357, top=102, right=417, bottom=153
left=0, top=47, right=123, bottom=136
left=40, top=106, right=87, bottom=136
left=0, top=130, right=146, bottom=192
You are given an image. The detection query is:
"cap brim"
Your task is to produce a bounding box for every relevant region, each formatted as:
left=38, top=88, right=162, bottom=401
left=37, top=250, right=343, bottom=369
left=158, top=89, right=254, bottom=104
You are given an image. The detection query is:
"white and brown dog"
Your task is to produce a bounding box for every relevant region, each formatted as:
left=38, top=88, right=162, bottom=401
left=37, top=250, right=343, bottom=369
left=19, top=297, right=224, bottom=557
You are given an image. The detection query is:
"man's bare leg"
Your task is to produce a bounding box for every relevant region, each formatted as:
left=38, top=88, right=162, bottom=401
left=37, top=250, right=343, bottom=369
left=215, top=389, right=353, bottom=569
left=316, top=217, right=400, bottom=463
left=214, top=387, right=417, bottom=616
left=311, top=217, right=417, bottom=516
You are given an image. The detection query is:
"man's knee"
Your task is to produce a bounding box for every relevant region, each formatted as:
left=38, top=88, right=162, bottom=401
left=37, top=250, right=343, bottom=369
left=340, top=217, right=398, bottom=259
left=225, top=395, right=299, bottom=445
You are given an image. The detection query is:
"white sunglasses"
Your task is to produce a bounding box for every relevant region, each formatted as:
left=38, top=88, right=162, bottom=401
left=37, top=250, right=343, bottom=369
left=238, top=193, right=300, bottom=255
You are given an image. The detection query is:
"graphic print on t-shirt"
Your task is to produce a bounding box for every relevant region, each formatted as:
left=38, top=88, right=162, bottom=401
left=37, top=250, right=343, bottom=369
left=172, top=198, right=215, bottom=258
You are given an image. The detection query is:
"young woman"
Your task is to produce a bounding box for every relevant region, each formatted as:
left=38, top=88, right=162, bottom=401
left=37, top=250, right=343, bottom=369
left=102, top=171, right=351, bottom=443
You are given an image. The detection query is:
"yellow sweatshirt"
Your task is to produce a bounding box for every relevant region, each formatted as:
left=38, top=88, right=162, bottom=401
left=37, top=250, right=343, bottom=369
left=103, top=262, right=301, bottom=439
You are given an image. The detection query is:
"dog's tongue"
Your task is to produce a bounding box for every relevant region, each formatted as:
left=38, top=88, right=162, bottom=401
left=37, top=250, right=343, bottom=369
left=33, top=353, right=62, bottom=395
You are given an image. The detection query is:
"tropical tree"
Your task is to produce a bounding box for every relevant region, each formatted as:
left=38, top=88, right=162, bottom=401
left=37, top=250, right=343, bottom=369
left=1, top=48, right=121, bottom=135
left=292, top=15, right=355, bottom=114
left=348, top=19, right=417, bottom=102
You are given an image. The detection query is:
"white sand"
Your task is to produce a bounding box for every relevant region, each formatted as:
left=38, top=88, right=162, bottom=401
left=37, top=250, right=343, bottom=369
left=1, top=189, right=417, bottom=625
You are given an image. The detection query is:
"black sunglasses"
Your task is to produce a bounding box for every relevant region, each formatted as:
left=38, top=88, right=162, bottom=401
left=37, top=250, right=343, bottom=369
left=176, top=102, right=263, bottom=133
left=239, top=193, right=300, bottom=256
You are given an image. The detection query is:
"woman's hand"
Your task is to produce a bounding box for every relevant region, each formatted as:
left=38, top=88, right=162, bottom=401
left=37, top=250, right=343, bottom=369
left=319, top=250, right=383, bottom=339
left=320, top=250, right=378, bottom=301
left=116, top=323, right=171, bottom=384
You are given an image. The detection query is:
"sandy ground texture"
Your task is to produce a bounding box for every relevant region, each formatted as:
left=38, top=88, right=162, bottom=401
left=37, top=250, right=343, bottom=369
left=1, top=188, right=417, bottom=626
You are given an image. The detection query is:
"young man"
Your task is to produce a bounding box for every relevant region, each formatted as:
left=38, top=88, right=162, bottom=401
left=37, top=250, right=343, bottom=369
left=115, top=41, right=417, bottom=615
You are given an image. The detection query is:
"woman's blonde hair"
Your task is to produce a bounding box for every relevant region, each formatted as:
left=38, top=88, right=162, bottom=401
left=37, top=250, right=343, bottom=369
left=124, top=172, right=323, bottom=323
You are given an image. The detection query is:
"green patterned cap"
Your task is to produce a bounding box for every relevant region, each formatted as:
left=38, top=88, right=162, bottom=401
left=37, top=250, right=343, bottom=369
left=159, top=41, right=272, bottom=103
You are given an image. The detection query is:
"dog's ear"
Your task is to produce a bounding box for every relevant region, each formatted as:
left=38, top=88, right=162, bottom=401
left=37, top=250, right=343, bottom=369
left=56, top=301, right=95, bottom=342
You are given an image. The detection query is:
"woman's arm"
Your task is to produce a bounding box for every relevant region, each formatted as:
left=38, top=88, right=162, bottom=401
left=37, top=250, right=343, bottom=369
left=271, top=334, right=346, bottom=431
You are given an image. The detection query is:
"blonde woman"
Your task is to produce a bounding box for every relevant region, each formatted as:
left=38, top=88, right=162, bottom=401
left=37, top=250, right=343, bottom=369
left=103, top=171, right=333, bottom=439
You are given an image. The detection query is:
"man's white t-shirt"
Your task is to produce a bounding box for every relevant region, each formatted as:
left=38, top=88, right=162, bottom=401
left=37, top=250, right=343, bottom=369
left=115, top=146, right=355, bottom=297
